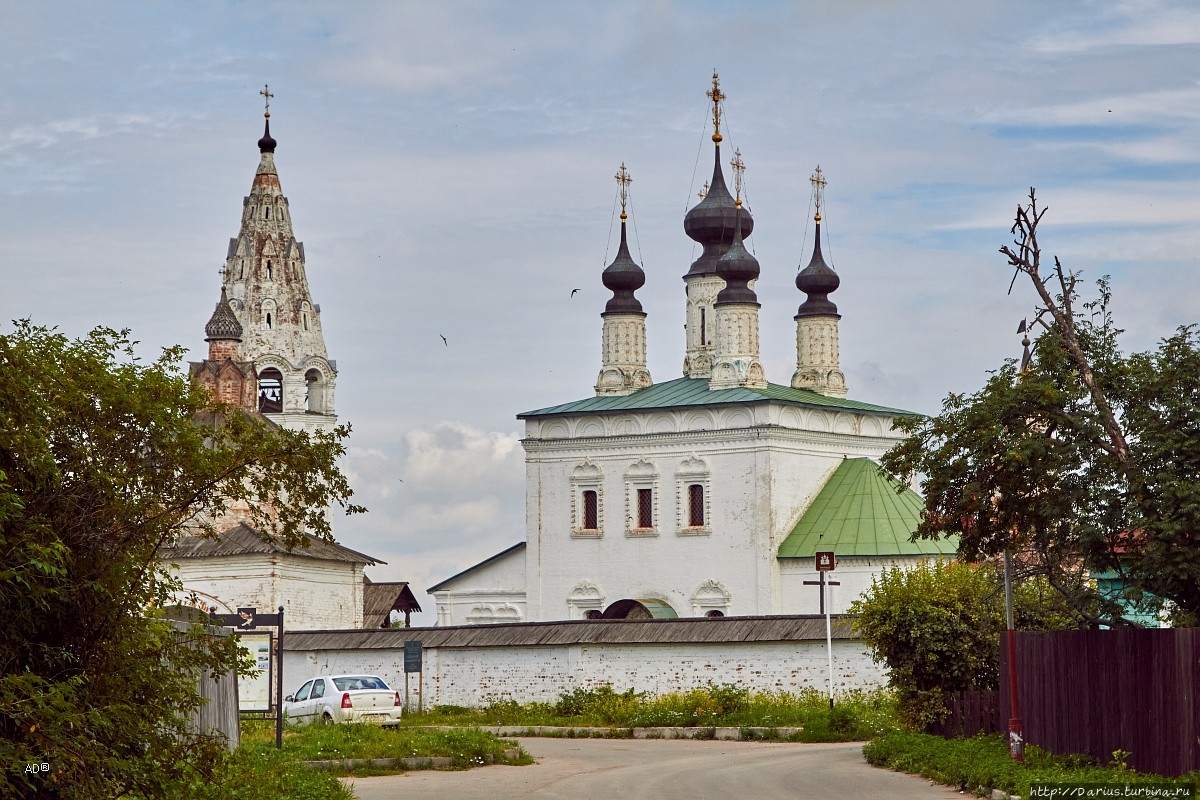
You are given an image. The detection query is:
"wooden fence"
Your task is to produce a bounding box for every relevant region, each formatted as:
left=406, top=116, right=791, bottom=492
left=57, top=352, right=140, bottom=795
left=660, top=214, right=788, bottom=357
left=927, top=690, right=998, bottom=738
left=995, top=628, right=1199, bottom=777
left=169, top=620, right=240, bottom=750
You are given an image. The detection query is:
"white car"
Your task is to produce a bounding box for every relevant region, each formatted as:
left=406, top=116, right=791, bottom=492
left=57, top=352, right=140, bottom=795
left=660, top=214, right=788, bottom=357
left=283, top=674, right=403, bottom=726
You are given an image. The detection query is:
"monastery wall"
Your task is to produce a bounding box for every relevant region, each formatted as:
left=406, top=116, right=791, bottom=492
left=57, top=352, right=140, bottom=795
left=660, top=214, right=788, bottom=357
left=284, top=638, right=886, bottom=707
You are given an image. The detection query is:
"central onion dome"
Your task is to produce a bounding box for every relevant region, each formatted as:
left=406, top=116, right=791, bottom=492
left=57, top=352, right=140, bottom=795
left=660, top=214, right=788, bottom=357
left=795, top=217, right=840, bottom=317
left=258, top=116, right=277, bottom=154
left=205, top=287, right=244, bottom=341
left=602, top=213, right=646, bottom=314
left=714, top=201, right=760, bottom=306
left=683, top=143, right=754, bottom=277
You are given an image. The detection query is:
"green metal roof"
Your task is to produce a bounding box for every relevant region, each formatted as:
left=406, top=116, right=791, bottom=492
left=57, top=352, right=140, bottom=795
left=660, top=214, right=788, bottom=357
left=777, top=458, right=957, bottom=558
left=518, top=377, right=915, bottom=419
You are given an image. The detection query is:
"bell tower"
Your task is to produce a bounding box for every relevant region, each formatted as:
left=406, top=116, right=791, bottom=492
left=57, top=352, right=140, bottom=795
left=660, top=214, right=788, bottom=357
left=220, top=86, right=338, bottom=434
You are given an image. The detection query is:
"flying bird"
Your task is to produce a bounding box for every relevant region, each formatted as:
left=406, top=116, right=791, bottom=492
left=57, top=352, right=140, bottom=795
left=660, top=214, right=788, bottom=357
left=570, top=288, right=580, bottom=297
left=439, top=334, right=447, bottom=346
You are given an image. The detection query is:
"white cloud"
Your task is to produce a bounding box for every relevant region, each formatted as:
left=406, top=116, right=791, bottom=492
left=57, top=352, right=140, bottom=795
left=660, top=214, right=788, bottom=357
left=402, top=422, right=522, bottom=487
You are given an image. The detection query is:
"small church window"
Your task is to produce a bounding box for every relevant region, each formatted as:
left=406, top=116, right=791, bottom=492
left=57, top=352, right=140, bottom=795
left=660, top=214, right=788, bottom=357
left=637, top=488, right=653, bottom=529
left=582, top=490, right=598, bottom=530
left=700, top=307, right=707, bottom=346
left=266, top=260, right=273, bottom=280
left=688, top=484, right=705, bottom=527
left=705, top=609, right=725, bottom=618
left=584, top=609, right=603, bottom=619
left=265, top=207, right=270, bottom=220
left=265, top=312, right=272, bottom=328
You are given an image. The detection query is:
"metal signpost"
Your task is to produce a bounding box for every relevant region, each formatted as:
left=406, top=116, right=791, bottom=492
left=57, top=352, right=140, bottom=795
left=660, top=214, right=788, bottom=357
left=403, top=640, right=423, bottom=712
left=213, top=606, right=285, bottom=748
left=815, top=551, right=836, bottom=709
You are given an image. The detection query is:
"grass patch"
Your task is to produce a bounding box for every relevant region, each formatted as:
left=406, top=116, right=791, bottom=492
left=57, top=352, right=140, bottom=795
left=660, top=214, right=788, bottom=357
left=863, top=731, right=1199, bottom=797
left=402, top=685, right=900, bottom=743
left=241, top=719, right=529, bottom=771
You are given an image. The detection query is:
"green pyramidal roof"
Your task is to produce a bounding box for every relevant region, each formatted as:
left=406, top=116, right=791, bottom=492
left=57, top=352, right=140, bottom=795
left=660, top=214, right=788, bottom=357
left=777, top=458, right=957, bottom=558
left=519, top=377, right=916, bottom=419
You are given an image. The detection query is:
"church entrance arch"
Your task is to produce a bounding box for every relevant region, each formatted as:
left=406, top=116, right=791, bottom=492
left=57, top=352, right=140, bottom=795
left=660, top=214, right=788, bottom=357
left=601, top=598, right=678, bottom=620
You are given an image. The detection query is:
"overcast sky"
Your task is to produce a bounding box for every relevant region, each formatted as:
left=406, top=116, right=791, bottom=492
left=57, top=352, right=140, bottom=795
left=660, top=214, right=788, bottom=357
left=4, top=1, right=1199, bottom=626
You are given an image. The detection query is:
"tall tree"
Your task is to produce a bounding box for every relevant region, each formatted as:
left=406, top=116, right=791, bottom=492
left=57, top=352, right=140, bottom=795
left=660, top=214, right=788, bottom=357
left=882, top=190, right=1200, bottom=625
left=0, top=321, right=364, bottom=798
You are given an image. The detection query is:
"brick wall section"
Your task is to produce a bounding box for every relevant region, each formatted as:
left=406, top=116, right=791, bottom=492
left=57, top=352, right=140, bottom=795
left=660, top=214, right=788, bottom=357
left=284, top=638, right=885, bottom=707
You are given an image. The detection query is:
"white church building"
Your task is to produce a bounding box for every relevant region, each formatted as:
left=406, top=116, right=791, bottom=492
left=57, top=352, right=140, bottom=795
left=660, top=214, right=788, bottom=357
left=430, top=76, right=954, bottom=625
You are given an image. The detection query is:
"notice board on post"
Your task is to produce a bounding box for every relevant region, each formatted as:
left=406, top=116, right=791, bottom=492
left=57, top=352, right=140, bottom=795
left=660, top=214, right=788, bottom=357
left=404, top=640, right=423, bottom=673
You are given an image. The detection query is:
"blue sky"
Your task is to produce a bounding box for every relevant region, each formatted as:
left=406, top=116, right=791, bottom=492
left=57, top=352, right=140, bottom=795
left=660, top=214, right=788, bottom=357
left=4, top=1, right=1200, bottom=625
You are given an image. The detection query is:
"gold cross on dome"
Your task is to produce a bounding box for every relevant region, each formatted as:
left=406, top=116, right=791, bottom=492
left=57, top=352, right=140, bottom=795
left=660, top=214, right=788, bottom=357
left=260, top=84, right=274, bottom=117
left=810, top=165, right=827, bottom=221
left=698, top=180, right=710, bottom=200
left=731, top=148, right=745, bottom=203
left=706, top=70, right=725, bottom=143
left=615, top=162, right=632, bottom=218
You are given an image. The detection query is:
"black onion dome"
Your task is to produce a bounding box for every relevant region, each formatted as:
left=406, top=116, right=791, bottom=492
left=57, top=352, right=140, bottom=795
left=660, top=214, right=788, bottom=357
left=714, top=205, right=760, bottom=307
left=795, top=220, right=840, bottom=317
left=683, top=144, right=753, bottom=277
left=258, top=117, right=277, bottom=153
left=205, top=287, right=244, bottom=341
left=602, top=219, right=646, bottom=315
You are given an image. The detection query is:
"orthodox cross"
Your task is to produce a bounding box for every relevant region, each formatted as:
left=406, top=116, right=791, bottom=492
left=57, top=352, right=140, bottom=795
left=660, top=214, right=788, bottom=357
left=615, top=162, right=631, bottom=221
left=802, top=571, right=840, bottom=615
left=731, top=148, right=746, bottom=204
left=810, top=165, right=827, bottom=223
left=707, top=70, right=725, bottom=142
left=260, top=84, right=274, bottom=117
left=698, top=180, right=710, bottom=200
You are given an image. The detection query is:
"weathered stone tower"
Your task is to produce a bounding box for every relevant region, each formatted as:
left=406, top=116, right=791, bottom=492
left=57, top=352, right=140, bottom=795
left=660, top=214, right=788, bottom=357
left=221, top=90, right=337, bottom=435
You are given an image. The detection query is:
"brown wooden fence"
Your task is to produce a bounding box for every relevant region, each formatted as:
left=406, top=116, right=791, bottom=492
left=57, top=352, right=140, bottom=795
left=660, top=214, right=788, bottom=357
left=995, top=628, right=1200, bottom=777
left=927, top=690, right=999, bottom=738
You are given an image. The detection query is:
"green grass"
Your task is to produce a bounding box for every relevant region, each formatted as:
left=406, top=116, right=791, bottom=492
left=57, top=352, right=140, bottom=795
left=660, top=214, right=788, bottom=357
left=241, top=719, right=530, bottom=771
left=863, top=731, right=1199, bottom=796
left=400, top=685, right=900, bottom=742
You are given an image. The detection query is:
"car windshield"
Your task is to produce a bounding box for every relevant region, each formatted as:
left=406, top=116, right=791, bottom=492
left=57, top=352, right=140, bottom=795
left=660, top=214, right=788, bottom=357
left=333, top=676, right=389, bottom=691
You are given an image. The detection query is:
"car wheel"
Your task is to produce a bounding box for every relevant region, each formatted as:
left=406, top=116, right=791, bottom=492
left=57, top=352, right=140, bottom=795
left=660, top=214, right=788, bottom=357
left=321, top=712, right=333, bottom=725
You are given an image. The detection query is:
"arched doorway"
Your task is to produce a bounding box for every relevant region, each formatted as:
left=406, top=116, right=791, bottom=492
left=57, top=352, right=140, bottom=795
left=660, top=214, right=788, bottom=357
left=601, top=598, right=678, bottom=620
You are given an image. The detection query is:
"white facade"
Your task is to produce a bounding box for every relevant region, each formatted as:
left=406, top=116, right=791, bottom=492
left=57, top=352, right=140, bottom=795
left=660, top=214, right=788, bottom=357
left=520, top=401, right=905, bottom=622
left=169, top=552, right=367, bottom=630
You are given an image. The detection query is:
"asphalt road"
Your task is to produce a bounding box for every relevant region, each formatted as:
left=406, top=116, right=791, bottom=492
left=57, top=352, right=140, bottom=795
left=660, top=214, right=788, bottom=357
left=343, top=737, right=963, bottom=800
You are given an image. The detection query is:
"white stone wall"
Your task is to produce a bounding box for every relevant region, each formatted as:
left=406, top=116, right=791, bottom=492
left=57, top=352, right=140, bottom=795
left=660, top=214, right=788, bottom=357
left=169, top=553, right=364, bottom=629
left=284, top=638, right=887, bottom=707
left=521, top=406, right=904, bottom=622
left=430, top=546, right=528, bottom=626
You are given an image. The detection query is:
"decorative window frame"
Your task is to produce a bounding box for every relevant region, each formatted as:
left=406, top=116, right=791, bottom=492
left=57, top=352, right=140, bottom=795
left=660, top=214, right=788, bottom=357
left=624, top=459, right=659, bottom=537
left=691, top=580, right=731, bottom=616
left=570, top=461, right=604, bottom=538
left=675, top=456, right=712, bottom=536
left=566, top=581, right=606, bottom=619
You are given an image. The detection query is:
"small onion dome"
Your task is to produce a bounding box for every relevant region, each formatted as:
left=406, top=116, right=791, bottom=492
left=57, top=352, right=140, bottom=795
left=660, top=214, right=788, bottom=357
left=683, top=143, right=753, bottom=277
left=205, top=287, right=244, bottom=341
left=795, top=219, right=840, bottom=317
left=602, top=217, right=646, bottom=314
left=258, top=117, right=277, bottom=154
left=714, top=204, right=759, bottom=307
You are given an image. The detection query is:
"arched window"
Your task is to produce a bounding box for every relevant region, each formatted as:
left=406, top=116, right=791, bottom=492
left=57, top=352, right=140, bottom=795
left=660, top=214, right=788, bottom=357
left=257, top=368, right=283, bottom=413
left=582, top=490, right=598, bottom=530
left=266, top=260, right=273, bottom=280
left=705, top=609, right=725, bottom=618
left=584, top=610, right=603, bottom=619
left=264, top=207, right=270, bottom=220
left=688, top=484, right=705, bottom=527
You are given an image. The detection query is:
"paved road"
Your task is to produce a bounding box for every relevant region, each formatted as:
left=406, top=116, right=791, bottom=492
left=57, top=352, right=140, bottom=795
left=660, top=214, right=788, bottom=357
left=344, top=737, right=962, bottom=800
